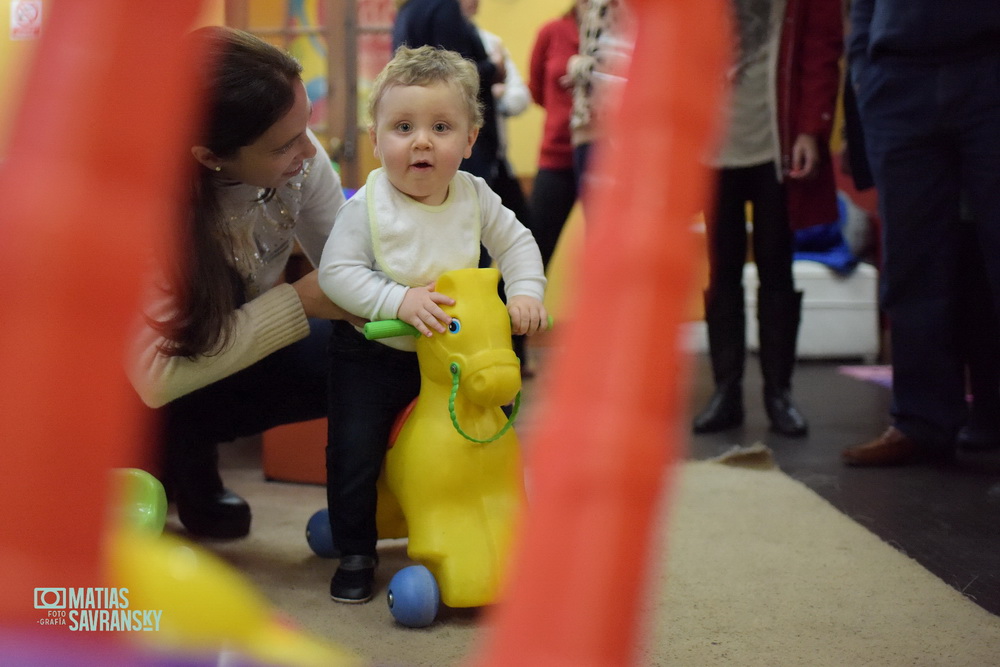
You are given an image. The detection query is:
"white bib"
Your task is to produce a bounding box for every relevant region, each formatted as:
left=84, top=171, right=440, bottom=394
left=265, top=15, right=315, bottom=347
left=366, top=169, right=482, bottom=287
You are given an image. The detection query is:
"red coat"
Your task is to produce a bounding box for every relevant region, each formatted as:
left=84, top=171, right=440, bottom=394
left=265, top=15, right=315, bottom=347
left=776, top=0, right=844, bottom=230
left=528, top=14, right=579, bottom=171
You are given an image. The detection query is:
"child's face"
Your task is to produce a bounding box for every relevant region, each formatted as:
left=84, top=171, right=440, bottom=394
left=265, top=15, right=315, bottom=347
left=219, top=79, right=317, bottom=190
left=370, top=81, right=478, bottom=206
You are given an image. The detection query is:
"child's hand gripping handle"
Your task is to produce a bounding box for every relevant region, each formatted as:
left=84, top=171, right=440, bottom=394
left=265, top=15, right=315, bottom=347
left=364, top=316, right=553, bottom=341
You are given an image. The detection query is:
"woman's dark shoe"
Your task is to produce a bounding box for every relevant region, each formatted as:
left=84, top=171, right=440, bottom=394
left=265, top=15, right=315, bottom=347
left=330, top=554, right=377, bottom=604
left=763, top=388, right=808, bottom=437
left=692, top=385, right=744, bottom=433
left=175, top=488, right=251, bottom=539
left=164, top=439, right=251, bottom=539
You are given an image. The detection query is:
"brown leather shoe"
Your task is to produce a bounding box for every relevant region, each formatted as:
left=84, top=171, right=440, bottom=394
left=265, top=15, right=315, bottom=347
left=841, top=426, right=922, bottom=466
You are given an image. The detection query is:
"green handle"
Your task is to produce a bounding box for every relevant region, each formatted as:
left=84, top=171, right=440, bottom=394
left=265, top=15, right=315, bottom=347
left=364, top=320, right=420, bottom=340
left=364, top=314, right=554, bottom=341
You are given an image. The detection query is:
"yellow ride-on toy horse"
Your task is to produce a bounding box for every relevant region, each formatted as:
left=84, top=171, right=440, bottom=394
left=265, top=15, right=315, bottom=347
left=365, top=267, right=528, bottom=627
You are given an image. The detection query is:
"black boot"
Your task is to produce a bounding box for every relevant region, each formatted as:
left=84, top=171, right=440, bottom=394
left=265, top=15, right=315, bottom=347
left=693, top=289, right=746, bottom=433
left=758, top=289, right=808, bottom=437
left=166, top=441, right=251, bottom=539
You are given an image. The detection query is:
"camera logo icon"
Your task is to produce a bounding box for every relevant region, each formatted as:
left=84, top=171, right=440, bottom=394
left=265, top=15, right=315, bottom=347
left=34, top=588, right=66, bottom=609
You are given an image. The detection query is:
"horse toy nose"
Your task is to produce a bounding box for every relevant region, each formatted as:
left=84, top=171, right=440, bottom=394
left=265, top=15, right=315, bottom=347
left=454, top=349, right=521, bottom=407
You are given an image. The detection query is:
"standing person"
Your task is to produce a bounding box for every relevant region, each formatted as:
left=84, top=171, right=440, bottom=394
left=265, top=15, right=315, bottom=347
left=691, top=0, right=842, bottom=437
left=459, top=0, right=531, bottom=225
left=458, top=0, right=535, bottom=368
left=127, top=26, right=358, bottom=539
left=318, top=46, right=547, bottom=603
left=565, top=0, right=632, bottom=197
left=393, top=0, right=505, bottom=189
left=526, top=1, right=583, bottom=269
left=841, top=0, right=1000, bottom=465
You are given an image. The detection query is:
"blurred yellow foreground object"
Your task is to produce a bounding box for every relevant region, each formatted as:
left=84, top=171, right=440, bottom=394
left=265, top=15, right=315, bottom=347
left=107, top=529, right=364, bottom=666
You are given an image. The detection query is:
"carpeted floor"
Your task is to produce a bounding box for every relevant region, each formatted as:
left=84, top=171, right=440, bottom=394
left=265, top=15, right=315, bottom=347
left=179, top=447, right=1000, bottom=667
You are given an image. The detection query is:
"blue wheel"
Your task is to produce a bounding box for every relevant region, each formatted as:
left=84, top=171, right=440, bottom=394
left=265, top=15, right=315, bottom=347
left=305, top=508, right=338, bottom=558
left=387, top=565, right=440, bottom=627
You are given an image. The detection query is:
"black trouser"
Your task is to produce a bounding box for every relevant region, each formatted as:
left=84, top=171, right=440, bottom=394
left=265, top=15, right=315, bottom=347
left=162, top=318, right=331, bottom=493
left=858, top=52, right=1000, bottom=448
left=326, top=321, right=421, bottom=558
left=703, top=163, right=798, bottom=394
left=707, top=163, right=795, bottom=296
left=527, top=167, right=579, bottom=269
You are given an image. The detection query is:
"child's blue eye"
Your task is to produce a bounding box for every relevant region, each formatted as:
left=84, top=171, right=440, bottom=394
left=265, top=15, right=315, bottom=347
left=448, top=319, right=461, bottom=333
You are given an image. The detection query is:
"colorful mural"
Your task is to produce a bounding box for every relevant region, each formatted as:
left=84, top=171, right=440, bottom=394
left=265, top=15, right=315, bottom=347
left=285, top=0, right=330, bottom=127
left=357, top=0, right=395, bottom=123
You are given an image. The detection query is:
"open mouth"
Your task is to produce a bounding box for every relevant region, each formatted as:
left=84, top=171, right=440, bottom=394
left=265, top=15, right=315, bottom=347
left=410, top=161, right=432, bottom=171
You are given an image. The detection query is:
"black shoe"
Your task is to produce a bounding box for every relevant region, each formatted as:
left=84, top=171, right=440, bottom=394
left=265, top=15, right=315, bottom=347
left=692, top=387, right=743, bottom=434
left=176, top=488, right=251, bottom=539
left=164, top=438, right=251, bottom=539
left=330, top=555, right=377, bottom=604
left=764, top=389, right=808, bottom=437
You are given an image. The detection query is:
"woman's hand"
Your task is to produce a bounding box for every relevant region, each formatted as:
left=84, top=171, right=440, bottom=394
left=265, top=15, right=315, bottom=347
left=563, top=54, right=583, bottom=87
left=491, top=52, right=508, bottom=85
left=292, top=270, right=367, bottom=326
left=508, top=295, right=548, bottom=335
left=788, top=134, right=820, bottom=180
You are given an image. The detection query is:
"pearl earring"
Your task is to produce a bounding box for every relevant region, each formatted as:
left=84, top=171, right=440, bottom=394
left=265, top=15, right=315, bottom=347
left=214, top=166, right=222, bottom=172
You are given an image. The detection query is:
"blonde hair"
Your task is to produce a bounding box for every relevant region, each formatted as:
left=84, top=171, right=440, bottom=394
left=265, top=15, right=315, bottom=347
left=368, top=45, right=484, bottom=130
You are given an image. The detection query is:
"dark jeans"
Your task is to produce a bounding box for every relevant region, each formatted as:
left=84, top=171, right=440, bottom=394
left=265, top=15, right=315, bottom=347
left=162, top=318, right=331, bottom=486
left=528, top=167, right=579, bottom=269
left=326, top=321, right=421, bottom=558
left=857, top=51, right=1000, bottom=447
left=707, top=163, right=795, bottom=296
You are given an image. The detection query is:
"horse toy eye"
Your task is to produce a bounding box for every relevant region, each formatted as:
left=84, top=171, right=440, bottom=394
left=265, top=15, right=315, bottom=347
left=448, top=319, right=461, bottom=334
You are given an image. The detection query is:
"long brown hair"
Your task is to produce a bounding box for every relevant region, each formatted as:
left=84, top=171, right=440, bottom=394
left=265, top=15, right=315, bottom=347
left=157, top=26, right=303, bottom=358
